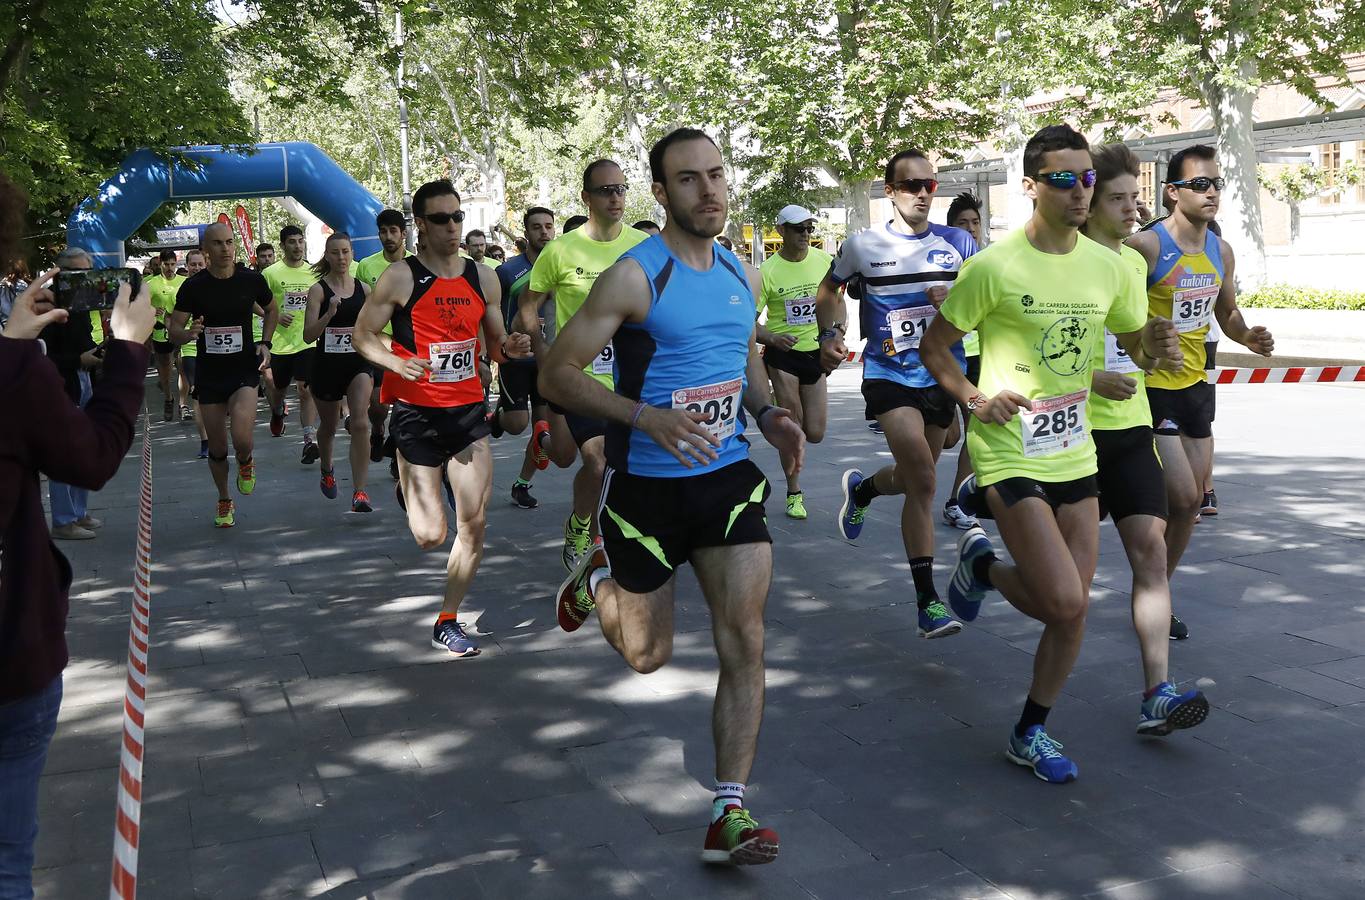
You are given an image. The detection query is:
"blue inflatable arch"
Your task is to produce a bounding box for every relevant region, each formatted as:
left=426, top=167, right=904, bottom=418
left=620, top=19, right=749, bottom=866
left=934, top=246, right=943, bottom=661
left=67, top=142, right=383, bottom=264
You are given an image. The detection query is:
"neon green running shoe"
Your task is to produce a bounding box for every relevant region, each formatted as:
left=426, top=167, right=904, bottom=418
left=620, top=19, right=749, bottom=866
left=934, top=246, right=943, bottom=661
left=785, top=492, right=808, bottom=520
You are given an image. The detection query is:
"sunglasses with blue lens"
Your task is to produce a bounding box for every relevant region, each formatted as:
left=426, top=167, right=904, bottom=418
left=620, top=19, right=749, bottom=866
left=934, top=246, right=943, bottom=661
left=1037, top=169, right=1097, bottom=189
left=1169, top=176, right=1226, bottom=192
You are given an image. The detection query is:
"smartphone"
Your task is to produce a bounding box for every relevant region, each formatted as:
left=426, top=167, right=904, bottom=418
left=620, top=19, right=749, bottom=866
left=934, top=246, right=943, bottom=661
left=53, top=268, right=141, bottom=313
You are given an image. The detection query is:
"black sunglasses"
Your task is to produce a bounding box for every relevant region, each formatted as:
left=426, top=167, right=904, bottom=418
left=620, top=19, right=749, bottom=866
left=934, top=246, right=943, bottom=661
left=420, top=211, right=466, bottom=225
left=1169, top=176, right=1225, bottom=193
left=588, top=184, right=629, bottom=197
left=890, top=178, right=938, bottom=195
left=784, top=224, right=817, bottom=234
left=1037, top=170, right=1097, bottom=189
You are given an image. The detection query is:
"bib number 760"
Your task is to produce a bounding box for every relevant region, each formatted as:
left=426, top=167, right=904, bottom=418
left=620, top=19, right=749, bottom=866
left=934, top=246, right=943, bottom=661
left=428, top=339, right=476, bottom=383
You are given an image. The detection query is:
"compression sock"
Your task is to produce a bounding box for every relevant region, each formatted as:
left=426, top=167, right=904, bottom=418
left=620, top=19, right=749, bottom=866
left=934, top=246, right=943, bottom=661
left=712, top=782, right=746, bottom=821
left=1015, top=697, right=1050, bottom=739
left=910, top=558, right=937, bottom=609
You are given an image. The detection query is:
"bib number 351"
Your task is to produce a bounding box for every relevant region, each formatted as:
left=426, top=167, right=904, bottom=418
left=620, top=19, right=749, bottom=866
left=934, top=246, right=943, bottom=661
left=1022, top=390, right=1088, bottom=458
left=672, top=378, right=743, bottom=442
left=428, top=339, right=476, bottom=383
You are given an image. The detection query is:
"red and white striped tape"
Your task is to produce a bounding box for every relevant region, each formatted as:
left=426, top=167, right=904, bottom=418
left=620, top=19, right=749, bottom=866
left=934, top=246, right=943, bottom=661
left=110, top=414, right=153, bottom=900
left=838, top=350, right=1364, bottom=385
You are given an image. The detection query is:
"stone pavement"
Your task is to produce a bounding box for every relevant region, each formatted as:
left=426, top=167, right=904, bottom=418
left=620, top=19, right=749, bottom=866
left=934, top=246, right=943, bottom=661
left=32, top=370, right=1365, bottom=899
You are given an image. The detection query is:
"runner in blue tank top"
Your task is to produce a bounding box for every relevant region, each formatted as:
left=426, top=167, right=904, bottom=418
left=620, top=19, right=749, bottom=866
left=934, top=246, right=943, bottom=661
left=540, top=128, right=806, bottom=868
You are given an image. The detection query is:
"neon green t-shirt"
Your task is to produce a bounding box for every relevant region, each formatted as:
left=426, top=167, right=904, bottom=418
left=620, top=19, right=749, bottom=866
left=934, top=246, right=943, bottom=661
left=759, top=247, right=832, bottom=352
left=939, top=229, right=1146, bottom=486
left=1088, top=244, right=1151, bottom=432
left=89, top=311, right=104, bottom=344
left=147, top=274, right=185, bottom=332
left=528, top=225, right=648, bottom=387
left=262, top=260, right=317, bottom=355
left=355, top=250, right=408, bottom=288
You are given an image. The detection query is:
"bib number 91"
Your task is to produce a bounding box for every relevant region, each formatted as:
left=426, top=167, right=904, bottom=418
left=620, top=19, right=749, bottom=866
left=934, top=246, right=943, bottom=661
left=887, top=305, right=935, bottom=353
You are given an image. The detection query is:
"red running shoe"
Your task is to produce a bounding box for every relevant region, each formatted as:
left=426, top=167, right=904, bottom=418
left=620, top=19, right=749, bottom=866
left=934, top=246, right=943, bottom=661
left=555, top=546, right=606, bottom=632
left=351, top=490, right=372, bottom=513
left=529, top=419, right=551, bottom=470
left=320, top=467, right=337, bottom=499
left=701, top=805, right=780, bottom=866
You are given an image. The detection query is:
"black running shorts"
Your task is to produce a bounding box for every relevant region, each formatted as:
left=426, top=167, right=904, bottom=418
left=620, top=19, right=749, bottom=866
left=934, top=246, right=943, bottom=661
left=269, top=348, right=314, bottom=389
left=193, top=371, right=259, bottom=405
left=600, top=458, right=771, bottom=594
left=763, top=346, right=825, bottom=386
left=1095, top=425, right=1168, bottom=522
left=391, top=400, right=491, bottom=468
left=497, top=361, right=542, bottom=412
left=310, top=358, right=373, bottom=403
left=1148, top=381, right=1215, bottom=439
left=549, top=401, right=607, bottom=446
left=968, top=474, right=1098, bottom=518
left=861, top=378, right=955, bottom=429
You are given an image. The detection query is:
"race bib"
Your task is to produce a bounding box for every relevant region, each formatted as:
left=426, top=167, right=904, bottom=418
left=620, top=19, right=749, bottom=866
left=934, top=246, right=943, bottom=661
left=887, top=305, right=935, bottom=353
left=591, top=342, right=614, bottom=376
left=428, top=339, right=476, bottom=383
left=204, top=326, right=243, bottom=355
left=284, top=291, right=309, bottom=311
left=323, top=326, right=354, bottom=354
left=1104, top=330, right=1140, bottom=374
left=1022, top=390, right=1088, bottom=458
left=1172, top=284, right=1217, bottom=333
left=672, top=378, right=743, bottom=442
left=784, top=296, right=817, bottom=326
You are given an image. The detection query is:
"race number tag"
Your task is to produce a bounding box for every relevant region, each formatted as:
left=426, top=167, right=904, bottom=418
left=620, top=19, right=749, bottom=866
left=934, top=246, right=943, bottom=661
left=887, top=305, right=935, bottom=353
left=1104, top=330, right=1140, bottom=374
left=784, top=295, right=817, bottom=326
left=591, top=342, right=615, bottom=376
left=323, top=326, right=354, bottom=354
left=428, top=339, right=476, bottom=383
left=1172, top=284, right=1217, bottom=333
left=204, top=326, right=244, bottom=355
left=672, top=378, right=744, bottom=442
left=1022, top=390, right=1088, bottom=458
left=284, top=290, right=309, bottom=311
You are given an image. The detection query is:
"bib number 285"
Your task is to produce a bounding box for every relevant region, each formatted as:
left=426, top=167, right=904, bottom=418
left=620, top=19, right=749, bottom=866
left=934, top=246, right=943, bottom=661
left=1021, top=390, right=1088, bottom=458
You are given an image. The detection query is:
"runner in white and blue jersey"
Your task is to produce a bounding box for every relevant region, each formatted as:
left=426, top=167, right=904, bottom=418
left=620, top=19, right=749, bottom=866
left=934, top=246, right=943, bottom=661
left=815, top=148, right=977, bottom=639
left=539, top=128, right=806, bottom=867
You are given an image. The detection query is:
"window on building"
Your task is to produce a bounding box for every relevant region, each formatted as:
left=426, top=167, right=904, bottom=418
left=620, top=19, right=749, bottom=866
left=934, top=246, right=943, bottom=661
left=1321, top=143, right=1341, bottom=206
left=1139, top=162, right=1158, bottom=211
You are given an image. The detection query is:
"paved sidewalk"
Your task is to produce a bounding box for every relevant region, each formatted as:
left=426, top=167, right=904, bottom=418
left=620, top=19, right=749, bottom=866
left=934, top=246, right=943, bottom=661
left=32, top=371, right=1365, bottom=899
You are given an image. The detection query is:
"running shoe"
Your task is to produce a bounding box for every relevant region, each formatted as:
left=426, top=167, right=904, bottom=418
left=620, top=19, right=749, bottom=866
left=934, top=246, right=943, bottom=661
left=955, top=474, right=979, bottom=518
left=1169, top=614, right=1189, bottom=641
left=947, top=526, right=993, bottom=622
left=270, top=408, right=285, bottom=436
left=511, top=481, right=538, bottom=509
left=562, top=516, right=593, bottom=572
left=301, top=440, right=320, bottom=465
left=351, top=490, right=373, bottom=513
left=1137, top=682, right=1210, bottom=736
left=918, top=599, right=963, bottom=639
left=369, top=430, right=386, bottom=463
left=320, top=467, right=338, bottom=499
left=785, top=492, right=808, bottom=520
left=236, top=460, right=256, bottom=495
left=163, top=398, right=174, bottom=422
left=701, top=805, right=780, bottom=866
left=836, top=468, right=869, bottom=540
left=198, top=440, right=209, bottom=459
left=431, top=619, right=480, bottom=658
left=556, top=545, right=607, bottom=632
left=1006, top=724, right=1077, bottom=784
left=389, top=457, right=399, bottom=481
left=214, top=499, right=235, bottom=528
left=180, top=404, right=193, bottom=421
left=942, top=500, right=979, bottom=530
left=1201, top=491, right=1218, bottom=516
left=866, top=420, right=883, bottom=435
left=529, top=420, right=551, bottom=470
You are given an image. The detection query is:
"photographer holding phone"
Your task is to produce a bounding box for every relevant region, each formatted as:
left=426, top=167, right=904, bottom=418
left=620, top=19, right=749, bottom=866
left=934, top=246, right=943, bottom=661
left=0, top=174, right=156, bottom=896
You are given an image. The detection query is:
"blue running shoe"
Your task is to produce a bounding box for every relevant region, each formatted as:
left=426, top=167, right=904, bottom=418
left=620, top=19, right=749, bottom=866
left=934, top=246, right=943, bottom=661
left=918, top=599, right=963, bottom=639
left=1138, top=682, right=1210, bottom=736
left=955, top=473, right=979, bottom=518
left=837, top=468, right=869, bottom=541
left=1007, top=724, right=1077, bottom=783
left=947, top=526, right=993, bottom=622
left=432, top=619, right=480, bottom=658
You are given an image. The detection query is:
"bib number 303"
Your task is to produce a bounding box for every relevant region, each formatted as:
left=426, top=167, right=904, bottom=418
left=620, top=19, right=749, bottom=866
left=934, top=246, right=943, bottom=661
left=428, top=339, right=476, bottom=383
left=1022, top=390, right=1088, bottom=458
left=672, top=378, right=743, bottom=442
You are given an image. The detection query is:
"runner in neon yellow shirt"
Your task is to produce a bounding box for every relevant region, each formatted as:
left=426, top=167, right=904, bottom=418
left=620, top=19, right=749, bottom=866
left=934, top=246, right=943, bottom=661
left=262, top=224, right=321, bottom=463
left=146, top=250, right=186, bottom=421
left=520, top=159, right=647, bottom=572
left=920, top=125, right=1179, bottom=785
left=756, top=204, right=831, bottom=519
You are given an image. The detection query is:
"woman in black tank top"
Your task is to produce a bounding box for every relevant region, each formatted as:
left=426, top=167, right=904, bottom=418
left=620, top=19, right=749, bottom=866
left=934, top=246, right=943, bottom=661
left=304, top=233, right=376, bottom=512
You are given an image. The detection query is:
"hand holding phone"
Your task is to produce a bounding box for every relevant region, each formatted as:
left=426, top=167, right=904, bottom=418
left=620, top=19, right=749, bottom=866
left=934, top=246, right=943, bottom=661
left=54, top=268, right=142, bottom=313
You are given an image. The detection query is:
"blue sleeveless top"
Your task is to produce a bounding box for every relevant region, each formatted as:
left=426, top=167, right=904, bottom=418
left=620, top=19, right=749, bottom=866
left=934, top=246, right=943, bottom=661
left=605, top=236, right=756, bottom=478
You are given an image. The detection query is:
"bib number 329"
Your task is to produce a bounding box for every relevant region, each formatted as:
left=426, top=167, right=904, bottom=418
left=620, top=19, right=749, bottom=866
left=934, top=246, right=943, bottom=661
left=887, top=305, right=935, bottom=353
left=672, top=378, right=743, bottom=442
left=1022, top=390, right=1088, bottom=458
left=428, top=339, right=476, bottom=383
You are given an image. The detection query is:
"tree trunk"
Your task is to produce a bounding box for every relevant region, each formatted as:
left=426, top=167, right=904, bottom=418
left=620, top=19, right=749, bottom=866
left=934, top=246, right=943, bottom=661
left=841, top=177, right=872, bottom=232
left=1203, top=60, right=1267, bottom=290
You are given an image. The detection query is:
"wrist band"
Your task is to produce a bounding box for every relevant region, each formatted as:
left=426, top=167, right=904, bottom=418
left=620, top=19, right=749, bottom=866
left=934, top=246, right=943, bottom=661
left=630, top=401, right=647, bottom=428
left=817, top=328, right=839, bottom=343
left=756, top=404, right=776, bottom=423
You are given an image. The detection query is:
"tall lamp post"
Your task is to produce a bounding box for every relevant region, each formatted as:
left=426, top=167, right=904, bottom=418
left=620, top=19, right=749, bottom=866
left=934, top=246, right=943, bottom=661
left=396, top=9, right=414, bottom=247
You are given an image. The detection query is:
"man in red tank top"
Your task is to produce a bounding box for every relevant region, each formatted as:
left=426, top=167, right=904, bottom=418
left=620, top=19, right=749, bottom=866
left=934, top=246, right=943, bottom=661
left=355, top=179, right=532, bottom=657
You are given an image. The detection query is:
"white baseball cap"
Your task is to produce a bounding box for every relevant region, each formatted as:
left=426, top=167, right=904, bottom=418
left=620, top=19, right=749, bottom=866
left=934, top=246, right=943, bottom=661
left=775, top=205, right=817, bottom=226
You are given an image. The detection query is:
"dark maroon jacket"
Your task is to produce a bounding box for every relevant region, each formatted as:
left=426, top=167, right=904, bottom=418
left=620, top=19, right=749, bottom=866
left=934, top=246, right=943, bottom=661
left=0, top=335, right=148, bottom=705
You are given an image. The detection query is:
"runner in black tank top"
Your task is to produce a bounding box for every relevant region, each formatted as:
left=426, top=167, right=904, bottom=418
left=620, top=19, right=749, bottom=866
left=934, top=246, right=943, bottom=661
left=303, top=233, right=376, bottom=512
